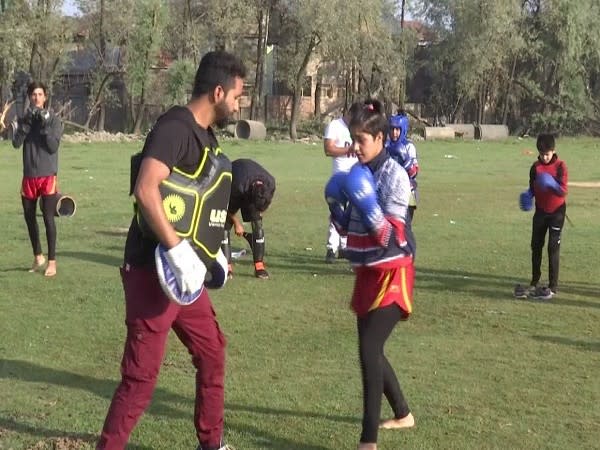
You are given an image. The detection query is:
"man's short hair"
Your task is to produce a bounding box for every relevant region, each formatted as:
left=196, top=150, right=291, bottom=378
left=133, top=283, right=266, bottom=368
left=536, top=133, right=556, bottom=153
left=192, top=51, right=247, bottom=98
left=251, top=181, right=272, bottom=212
left=27, top=81, right=47, bottom=96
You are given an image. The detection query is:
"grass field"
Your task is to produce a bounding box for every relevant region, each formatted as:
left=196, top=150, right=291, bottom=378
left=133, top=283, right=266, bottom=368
left=0, top=136, right=599, bottom=450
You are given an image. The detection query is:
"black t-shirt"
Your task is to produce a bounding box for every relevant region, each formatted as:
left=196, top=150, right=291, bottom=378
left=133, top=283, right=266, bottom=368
left=124, top=106, right=219, bottom=266
left=228, top=158, right=276, bottom=221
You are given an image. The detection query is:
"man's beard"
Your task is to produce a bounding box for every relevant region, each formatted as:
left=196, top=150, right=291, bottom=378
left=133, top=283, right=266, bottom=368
left=214, top=101, right=231, bottom=128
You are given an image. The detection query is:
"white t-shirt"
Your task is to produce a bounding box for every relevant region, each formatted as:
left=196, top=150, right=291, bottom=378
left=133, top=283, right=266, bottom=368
left=324, top=117, right=357, bottom=173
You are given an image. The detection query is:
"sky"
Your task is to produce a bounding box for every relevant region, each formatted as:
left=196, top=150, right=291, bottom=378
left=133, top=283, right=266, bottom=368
left=62, top=0, right=79, bottom=16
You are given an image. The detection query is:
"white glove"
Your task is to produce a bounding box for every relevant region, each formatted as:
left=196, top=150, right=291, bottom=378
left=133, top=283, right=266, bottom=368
left=204, top=249, right=228, bottom=289
left=155, top=239, right=207, bottom=305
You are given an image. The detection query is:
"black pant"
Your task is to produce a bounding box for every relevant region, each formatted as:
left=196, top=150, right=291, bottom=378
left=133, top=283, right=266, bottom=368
left=223, top=218, right=265, bottom=263
left=22, top=195, right=57, bottom=260
left=531, top=204, right=565, bottom=291
left=357, top=304, right=410, bottom=443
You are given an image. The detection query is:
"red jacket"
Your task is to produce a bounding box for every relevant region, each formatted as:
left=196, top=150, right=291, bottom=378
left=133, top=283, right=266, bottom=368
left=530, top=154, right=568, bottom=213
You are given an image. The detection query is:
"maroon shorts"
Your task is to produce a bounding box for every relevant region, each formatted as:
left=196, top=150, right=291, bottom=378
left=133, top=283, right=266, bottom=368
left=21, top=175, right=57, bottom=200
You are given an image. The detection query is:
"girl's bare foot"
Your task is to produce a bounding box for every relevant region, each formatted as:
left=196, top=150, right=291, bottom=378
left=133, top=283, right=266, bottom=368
left=358, top=443, right=377, bottom=450
left=29, top=255, right=46, bottom=272
left=44, top=260, right=57, bottom=277
left=380, top=412, right=415, bottom=429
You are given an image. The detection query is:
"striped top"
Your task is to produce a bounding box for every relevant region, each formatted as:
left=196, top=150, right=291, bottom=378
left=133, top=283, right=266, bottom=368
left=345, top=152, right=415, bottom=268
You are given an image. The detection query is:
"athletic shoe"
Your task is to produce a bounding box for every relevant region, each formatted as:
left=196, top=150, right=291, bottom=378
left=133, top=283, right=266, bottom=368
left=227, top=263, right=233, bottom=280
left=530, top=286, right=553, bottom=300
left=197, top=444, right=236, bottom=450
left=254, top=261, right=269, bottom=279
left=325, top=249, right=336, bottom=264
left=513, top=284, right=528, bottom=299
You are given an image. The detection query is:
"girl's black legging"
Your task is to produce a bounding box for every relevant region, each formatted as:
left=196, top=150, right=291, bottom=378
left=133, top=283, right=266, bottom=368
left=22, top=196, right=56, bottom=260
left=357, top=304, right=410, bottom=443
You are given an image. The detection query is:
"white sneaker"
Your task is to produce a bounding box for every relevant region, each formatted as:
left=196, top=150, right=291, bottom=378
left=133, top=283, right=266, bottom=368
left=530, top=286, right=553, bottom=300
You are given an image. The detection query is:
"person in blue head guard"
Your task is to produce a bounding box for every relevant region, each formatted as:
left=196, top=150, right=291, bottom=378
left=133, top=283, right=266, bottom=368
left=385, top=111, right=419, bottom=220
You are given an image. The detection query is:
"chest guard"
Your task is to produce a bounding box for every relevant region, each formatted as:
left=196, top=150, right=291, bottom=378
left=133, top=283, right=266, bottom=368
left=135, top=148, right=232, bottom=267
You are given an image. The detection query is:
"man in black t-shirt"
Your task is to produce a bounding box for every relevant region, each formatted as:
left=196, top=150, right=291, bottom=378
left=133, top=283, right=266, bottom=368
left=97, top=51, right=246, bottom=450
left=222, top=158, right=275, bottom=279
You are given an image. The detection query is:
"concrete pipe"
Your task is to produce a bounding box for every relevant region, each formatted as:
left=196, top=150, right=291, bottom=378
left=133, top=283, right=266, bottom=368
left=424, top=126, right=456, bottom=140
left=475, top=124, right=509, bottom=140
left=447, top=123, right=476, bottom=139
left=225, top=124, right=237, bottom=136
left=50, top=193, right=77, bottom=217
left=234, top=120, right=267, bottom=140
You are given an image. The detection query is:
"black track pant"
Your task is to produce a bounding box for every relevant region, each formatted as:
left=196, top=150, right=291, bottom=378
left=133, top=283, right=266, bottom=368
left=531, top=204, right=565, bottom=291
left=223, top=219, right=265, bottom=263
left=357, top=304, right=410, bottom=444
left=22, top=195, right=56, bottom=260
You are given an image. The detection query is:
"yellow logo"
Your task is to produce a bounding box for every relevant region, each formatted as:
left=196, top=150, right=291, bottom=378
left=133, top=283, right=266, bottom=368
left=163, top=194, right=185, bottom=223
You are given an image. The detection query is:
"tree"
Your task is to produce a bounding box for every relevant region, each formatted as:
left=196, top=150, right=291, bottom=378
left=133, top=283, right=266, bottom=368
left=125, top=0, right=165, bottom=134
left=250, top=0, right=276, bottom=120
left=0, top=1, right=32, bottom=104
left=415, top=0, right=524, bottom=124
left=75, top=0, right=133, bottom=130
left=27, top=0, right=72, bottom=92
left=517, top=0, right=600, bottom=134
left=0, top=0, right=72, bottom=108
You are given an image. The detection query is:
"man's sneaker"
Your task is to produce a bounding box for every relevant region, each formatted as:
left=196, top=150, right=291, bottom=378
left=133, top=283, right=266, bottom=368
left=254, top=261, right=269, bottom=279
left=530, top=286, right=553, bottom=300
left=197, top=444, right=235, bottom=450
left=513, top=284, right=528, bottom=299
left=325, top=249, right=336, bottom=264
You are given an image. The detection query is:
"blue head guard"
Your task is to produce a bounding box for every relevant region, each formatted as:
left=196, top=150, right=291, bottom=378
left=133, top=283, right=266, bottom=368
left=389, top=113, right=409, bottom=144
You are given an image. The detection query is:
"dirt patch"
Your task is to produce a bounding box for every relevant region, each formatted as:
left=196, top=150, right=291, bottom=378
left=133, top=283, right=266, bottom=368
left=568, top=181, right=600, bottom=188
left=28, top=437, right=92, bottom=449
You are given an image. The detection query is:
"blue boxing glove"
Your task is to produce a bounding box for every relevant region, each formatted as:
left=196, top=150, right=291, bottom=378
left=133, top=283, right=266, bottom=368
left=204, top=248, right=228, bottom=289
left=325, top=172, right=348, bottom=204
left=536, top=172, right=562, bottom=194
left=344, top=164, right=390, bottom=246
left=325, top=172, right=351, bottom=230
left=519, top=188, right=533, bottom=211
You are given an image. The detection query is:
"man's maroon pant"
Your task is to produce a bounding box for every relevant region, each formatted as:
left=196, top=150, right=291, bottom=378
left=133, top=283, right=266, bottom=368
left=97, top=265, right=226, bottom=450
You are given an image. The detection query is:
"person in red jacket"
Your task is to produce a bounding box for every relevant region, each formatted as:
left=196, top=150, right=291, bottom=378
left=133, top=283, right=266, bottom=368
left=520, top=133, right=568, bottom=300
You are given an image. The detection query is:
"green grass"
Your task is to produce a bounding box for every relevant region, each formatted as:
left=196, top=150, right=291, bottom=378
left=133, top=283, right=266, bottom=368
left=0, top=136, right=599, bottom=450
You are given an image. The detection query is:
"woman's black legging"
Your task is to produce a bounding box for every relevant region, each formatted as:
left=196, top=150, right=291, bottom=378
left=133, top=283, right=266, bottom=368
left=357, top=304, right=410, bottom=443
left=22, top=196, right=56, bottom=260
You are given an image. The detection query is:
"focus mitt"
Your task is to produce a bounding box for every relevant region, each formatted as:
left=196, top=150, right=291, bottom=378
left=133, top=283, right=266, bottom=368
left=155, top=239, right=206, bottom=305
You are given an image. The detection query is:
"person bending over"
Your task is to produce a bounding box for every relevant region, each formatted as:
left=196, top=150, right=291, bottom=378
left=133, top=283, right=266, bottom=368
left=221, top=158, right=275, bottom=280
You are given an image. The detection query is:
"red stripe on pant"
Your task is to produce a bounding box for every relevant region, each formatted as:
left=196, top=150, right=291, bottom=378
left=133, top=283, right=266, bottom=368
left=97, top=265, right=226, bottom=450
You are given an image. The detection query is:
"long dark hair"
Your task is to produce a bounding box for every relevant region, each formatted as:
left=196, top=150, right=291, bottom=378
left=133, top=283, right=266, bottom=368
left=348, top=99, right=387, bottom=139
